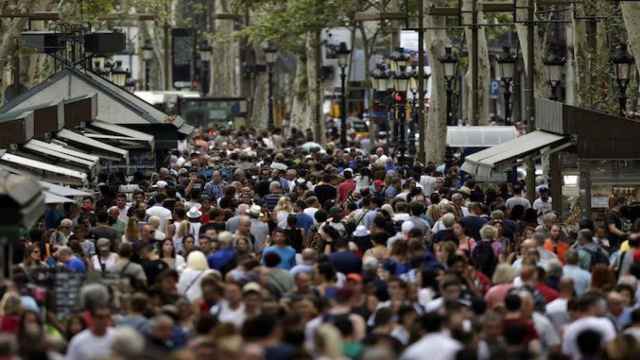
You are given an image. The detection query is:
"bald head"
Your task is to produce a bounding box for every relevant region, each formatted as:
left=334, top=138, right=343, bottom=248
left=301, top=248, right=317, bottom=263
left=237, top=203, right=249, bottom=215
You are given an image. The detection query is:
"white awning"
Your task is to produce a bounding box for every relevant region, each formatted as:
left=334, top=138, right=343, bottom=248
left=23, top=141, right=97, bottom=168
left=461, top=130, right=569, bottom=181
left=57, top=129, right=128, bottom=158
left=90, top=120, right=154, bottom=143
left=0, top=151, right=87, bottom=182
left=44, top=191, right=75, bottom=204
left=447, top=126, right=518, bottom=148
left=39, top=181, right=93, bottom=197
left=27, top=139, right=100, bottom=163
left=83, top=133, right=142, bottom=141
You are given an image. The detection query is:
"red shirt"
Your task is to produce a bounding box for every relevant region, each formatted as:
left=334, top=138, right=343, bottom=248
left=535, top=283, right=559, bottom=303
left=338, top=179, right=356, bottom=203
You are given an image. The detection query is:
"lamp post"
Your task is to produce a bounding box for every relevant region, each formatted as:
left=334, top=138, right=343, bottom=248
left=440, top=47, right=459, bottom=126
left=334, top=42, right=351, bottom=148
left=409, top=65, right=430, bottom=160
left=263, top=42, right=278, bottom=130
left=371, top=62, right=391, bottom=140
left=612, top=43, right=635, bottom=117
left=198, top=39, right=212, bottom=97
left=390, top=48, right=411, bottom=165
left=496, top=46, right=516, bottom=125
left=543, top=51, right=566, bottom=101
left=141, top=40, right=153, bottom=91
left=110, top=60, right=128, bottom=87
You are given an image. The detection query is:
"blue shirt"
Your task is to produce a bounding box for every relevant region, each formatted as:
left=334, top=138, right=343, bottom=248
left=64, top=256, right=86, bottom=273
left=562, top=264, right=591, bottom=296
left=208, top=248, right=236, bottom=271
left=296, top=213, right=314, bottom=234
left=262, top=245, right=297, bottom=270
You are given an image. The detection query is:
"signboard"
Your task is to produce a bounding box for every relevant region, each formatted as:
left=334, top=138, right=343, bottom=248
left=53, top=271, right=85, bottom=318
left=172, top=28, right=195, bottom=88
left=490, top=80, right=500, bottom=99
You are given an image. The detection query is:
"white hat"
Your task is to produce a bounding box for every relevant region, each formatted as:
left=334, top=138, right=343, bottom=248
left=187, top=207, right=202, bottom=219
left=155, top=180, right=168, bottom=189
left=249, top=204, right=262, bottom=217
left=353, top=225, right=369, bottom=237
left=342, top=168, right=353, bottom=175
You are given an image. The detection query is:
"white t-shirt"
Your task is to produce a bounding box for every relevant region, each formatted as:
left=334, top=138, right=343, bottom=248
left=65, top=328, right=114, bottom=360
left=213, top=300, right=247, bottom=329
left=146, top=205, right=172, bottom=232
left=562, top=316, right=616, bottom=359
left=419, top=175, right=437, bottom=196
left=532, top=312, right=561, bottom=351
left=401, top=332, right=462, bottom=360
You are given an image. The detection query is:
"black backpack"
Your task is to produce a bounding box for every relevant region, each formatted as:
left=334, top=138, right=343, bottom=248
left=472, top=241, right=498, bottom=278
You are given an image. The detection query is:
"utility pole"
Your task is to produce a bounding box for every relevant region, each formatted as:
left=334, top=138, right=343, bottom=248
left=417, top=0, right=426, bottom=164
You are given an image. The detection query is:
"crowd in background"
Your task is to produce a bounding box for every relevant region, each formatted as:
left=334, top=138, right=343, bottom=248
left=1, top=126, right=640, bottom=360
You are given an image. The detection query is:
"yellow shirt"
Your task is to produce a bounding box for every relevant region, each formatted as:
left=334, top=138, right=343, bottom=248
left=620, top=240, right=630, bottom=253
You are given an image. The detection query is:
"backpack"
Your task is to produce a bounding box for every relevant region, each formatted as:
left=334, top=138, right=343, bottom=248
left=582, top=247, right=610, bottom=269
left=471, top=241, right=498, bottom=278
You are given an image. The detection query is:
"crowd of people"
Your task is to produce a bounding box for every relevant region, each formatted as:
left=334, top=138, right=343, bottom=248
left=2, top=126, right=640, bottom=360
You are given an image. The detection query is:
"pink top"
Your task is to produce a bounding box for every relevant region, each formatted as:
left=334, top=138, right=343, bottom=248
left=484, top=283, right=514, bottom=309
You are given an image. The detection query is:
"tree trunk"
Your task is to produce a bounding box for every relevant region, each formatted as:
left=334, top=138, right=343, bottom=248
left=290, top=54, right=309, bottom=135
left=622, top=4, right=640, bottom=80
left=515, top=0, right=548, bottom=99
left=462, top=0, right=491, bottom=125
left=564, top=12, right=577, bottom=106
left=249, top=48, right=270, bottom=129
left=424, top=0, right=449, bottom=164
left=306, top=31, right=325, bottom=144
left=210, top=0, right=238, bottom=97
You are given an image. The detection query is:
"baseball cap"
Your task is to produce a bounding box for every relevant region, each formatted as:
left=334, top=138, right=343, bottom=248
left=242, top=282, right=262, bottom=295
left=346, top=273, right=363, bottom=283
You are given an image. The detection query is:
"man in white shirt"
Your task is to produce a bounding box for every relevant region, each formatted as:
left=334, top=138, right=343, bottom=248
left=562, top=293, right=617, bottom=359
left=401, top=312, right=461, bottom=360
left=533, top=187, right=552, bottom=224
left=66, top=306, right=114, bottom=360
left=146, top=193, right=172, bottom=232
left=213, top=282, right=247, bottom=329
left=505, top=184, right=531, bottom=210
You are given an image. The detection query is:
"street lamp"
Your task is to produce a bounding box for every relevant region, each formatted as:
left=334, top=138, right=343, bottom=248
left=390, top=48, right=411, bottom=165
left=612, top=43, right=635, bottom=117
left=141, top=40, right=153, bottom=91
left=198, top=39, right=213, bottom=97
left=263, top=42, right=278, bottom=130
left=543, top=51, right=566, bottom=101
left=409, top=66, right=430, bottom=159
left=496, top=46, right=516, bottom=124
left=440, top=46, right=459, bottom=126
left=334, top=42, right=351, bottom=149
left=371, top=62, right=392, bottom=139
left=110, top=60, right=128, bottom=87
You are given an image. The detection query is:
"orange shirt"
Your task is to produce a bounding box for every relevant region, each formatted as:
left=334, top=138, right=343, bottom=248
left=544, top=239, right=569, bottom=263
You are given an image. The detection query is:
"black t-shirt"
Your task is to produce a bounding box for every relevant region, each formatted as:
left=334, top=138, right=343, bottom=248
left=314, top=184, right=337, bottom=208
left=329, top=250, right=362, bottom=275
left=460, top=216, right=489, bottom=241
left=142, top=259, right=169, bottom=286
left=284, top=228, right=304, bottom=253
left=606, top=211, right=625, bottom=245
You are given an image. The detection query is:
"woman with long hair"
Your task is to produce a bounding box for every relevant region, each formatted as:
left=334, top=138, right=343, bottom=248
left=159, top=239, right=186, bottom=273
left=453, top=222, right=476, bottom=255
left=17, top=244, right=46, bottom=275
left=274, top=196, right=294, bottom=229
left=170, top=207, right=190, bottom=255
left=177, top=251, right=218, bottom=302
left=182, top=235, right=196, bottom=258
left=123, top=217, right=140, bottom=243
